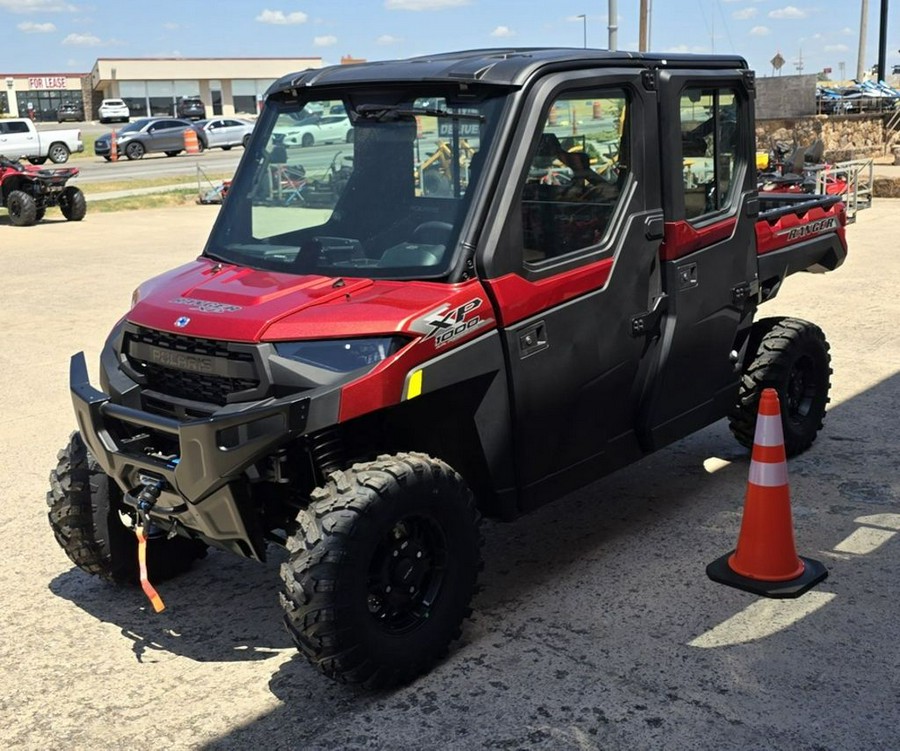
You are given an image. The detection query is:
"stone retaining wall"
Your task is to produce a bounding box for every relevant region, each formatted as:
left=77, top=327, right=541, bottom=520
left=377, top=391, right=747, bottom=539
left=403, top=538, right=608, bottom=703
left=756, top=114, right=893, bottom=161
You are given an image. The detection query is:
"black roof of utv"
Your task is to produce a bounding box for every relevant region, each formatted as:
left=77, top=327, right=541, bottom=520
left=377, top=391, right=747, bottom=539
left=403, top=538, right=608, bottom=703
left=269, top=47, right=749, bottom=95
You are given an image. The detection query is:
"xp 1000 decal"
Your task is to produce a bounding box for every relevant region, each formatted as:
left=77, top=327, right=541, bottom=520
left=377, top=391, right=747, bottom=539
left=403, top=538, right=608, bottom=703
left=412, top=298, right=489, bottom=348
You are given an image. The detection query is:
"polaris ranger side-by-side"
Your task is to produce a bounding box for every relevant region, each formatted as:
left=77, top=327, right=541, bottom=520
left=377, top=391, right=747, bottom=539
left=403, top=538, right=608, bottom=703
left=48, top=49, right=847, bottom=687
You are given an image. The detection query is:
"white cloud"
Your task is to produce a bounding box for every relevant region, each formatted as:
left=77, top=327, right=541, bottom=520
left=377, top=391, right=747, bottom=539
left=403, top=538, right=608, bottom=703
left=0, top=0, right=75, bottom=11
left=732, top=8, right=757, bottom=20
left=841, top=27, right=853, bottom=36
left=62, top=32, right=101, bottom=45
left=825, top=44, right=849, bottom=52
left=385, top=0, right=471, bottom=10
left=255, top=9, right=308, bottom=25
left=490, top=25, right=515, bottom=38
left=163, top=22, right=180, bottom=30
left=313, top=34, right=337, bottom=47
left=18, top=21, right=56, bottom=32
left=664, top=44, right=708, bottom=53
left=768, top=6, right=807, bottom=19
left=376, top=34, right=401, bottom=45
left=749, top=25, right=771, bottom=36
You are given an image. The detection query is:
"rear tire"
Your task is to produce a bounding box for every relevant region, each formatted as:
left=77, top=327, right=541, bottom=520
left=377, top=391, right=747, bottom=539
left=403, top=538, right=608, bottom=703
left=48, top=142, right=70, bottom=164
left=165, top=150, right=180, bottom=157
left=60, top=186, right=86, bottom=221
left=729, top=317, right=831, bottom=456
left=28, top=156, right=47, bottom=165
left=221, top=145, right=232, bottom=151
left=280, top=453, right=482, bottom=688
left=7, top=190, right=38, bottom=226
left=47, top=432, right=205, bottom=585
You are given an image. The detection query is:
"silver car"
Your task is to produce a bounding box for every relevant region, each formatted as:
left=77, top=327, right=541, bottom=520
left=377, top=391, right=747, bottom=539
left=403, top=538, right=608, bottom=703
left=196, top=118, right=255, bottom=151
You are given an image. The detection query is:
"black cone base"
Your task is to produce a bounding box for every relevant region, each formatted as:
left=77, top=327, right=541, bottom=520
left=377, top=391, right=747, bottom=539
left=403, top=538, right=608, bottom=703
left=706, top=551, right=828, bottom=599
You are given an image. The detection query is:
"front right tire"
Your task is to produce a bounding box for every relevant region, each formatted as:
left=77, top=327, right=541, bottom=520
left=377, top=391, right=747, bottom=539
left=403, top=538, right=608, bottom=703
left=124, top=141, right=144, bottom=160
left=280, top=453, right=482, bottom=688
left=7, top=190, right=38, bottom=226
left=47, top=432, right=206, bottom=585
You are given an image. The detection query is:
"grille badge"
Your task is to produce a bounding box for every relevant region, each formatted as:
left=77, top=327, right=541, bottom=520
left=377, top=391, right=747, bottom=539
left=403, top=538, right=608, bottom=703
left=174, top=316, right=190, bottom=328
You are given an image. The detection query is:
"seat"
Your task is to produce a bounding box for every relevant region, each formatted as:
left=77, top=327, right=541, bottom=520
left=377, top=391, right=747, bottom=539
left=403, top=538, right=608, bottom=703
left=271, top=164, right=307, bottom=204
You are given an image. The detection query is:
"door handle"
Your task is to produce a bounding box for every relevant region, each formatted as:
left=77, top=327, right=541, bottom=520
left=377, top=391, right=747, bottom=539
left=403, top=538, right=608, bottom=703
left=518, top=321, right=548, bottom=358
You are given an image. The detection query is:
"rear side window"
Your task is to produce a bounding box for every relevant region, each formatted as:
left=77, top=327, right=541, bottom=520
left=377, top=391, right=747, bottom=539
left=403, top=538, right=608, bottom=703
left=679, top=87, right=740, bottom=221
left=6, top=121, right=30, bottom=134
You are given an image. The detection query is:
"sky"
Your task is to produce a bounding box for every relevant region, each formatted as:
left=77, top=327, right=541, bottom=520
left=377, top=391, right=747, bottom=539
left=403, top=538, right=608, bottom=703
left=2, top=0, right=898, bottom=82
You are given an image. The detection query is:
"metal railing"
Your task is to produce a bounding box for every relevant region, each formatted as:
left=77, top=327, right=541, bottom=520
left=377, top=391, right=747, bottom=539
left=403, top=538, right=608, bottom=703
left=814, top=159, right=874, bottom=220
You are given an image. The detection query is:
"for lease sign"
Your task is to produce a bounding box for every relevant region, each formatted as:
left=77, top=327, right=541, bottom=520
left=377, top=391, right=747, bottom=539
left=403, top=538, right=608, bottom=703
left=27, top=76, right=68, bottom=89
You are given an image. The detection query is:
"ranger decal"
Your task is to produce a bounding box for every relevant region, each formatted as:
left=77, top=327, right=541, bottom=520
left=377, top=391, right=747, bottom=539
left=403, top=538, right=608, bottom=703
left=775, top=216, right=838, bottom=242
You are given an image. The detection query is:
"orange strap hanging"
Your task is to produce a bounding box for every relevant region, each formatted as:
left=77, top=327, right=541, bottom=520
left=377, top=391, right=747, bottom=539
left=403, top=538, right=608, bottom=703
left=135, top=525, right=166, bottom=613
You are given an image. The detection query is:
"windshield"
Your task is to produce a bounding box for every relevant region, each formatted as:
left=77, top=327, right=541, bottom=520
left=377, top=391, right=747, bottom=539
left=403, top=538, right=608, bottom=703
left=205, top=89, right=506, bottom=280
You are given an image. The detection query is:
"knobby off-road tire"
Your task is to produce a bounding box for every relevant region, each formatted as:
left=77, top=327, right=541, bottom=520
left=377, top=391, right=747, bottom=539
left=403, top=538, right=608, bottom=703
left=7, top=190, right=37, bottom=226
left=280, top=453, right=482, bottom=688
left=729, top=317, right=831, bottom=457
left=60, top=186, right=86, bottom=221
left=47, top=432, right=205, bottom=585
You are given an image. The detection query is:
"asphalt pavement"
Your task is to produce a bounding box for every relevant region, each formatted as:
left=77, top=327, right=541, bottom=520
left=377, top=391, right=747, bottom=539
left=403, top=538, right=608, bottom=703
left=0, top=201, right=898, bottom=750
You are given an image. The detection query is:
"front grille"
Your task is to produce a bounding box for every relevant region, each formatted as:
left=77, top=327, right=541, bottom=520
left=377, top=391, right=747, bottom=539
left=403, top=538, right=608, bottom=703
left=124, top=327, right=260, bottom=406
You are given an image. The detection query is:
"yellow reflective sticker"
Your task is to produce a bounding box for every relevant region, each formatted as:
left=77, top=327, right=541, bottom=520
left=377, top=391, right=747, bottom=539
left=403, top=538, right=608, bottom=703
left=407, top=369, right=423, bottom=400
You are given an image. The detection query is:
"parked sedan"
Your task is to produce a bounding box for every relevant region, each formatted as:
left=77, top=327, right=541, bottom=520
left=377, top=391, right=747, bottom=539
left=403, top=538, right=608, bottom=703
left=195, top=118, right=255, bottom=150
left=94, top=117, right=207, bottom=161
left=282, top=113, right=353, bottom=147
left=57, top=102, right=84, bottom=123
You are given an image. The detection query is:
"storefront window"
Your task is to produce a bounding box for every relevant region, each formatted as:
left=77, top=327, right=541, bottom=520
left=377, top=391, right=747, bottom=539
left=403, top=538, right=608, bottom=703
left=148, top=80, right=175, bottom=116
left=120, top=81, right=148, bottom=118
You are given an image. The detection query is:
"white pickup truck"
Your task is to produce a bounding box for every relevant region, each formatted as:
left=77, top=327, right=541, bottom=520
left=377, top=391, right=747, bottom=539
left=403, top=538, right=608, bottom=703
left=0, top=118, right=83, bottom=164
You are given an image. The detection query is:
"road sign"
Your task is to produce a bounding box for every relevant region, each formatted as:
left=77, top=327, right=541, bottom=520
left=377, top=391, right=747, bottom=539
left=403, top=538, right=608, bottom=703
left=771, top=52, right=785, bottom=71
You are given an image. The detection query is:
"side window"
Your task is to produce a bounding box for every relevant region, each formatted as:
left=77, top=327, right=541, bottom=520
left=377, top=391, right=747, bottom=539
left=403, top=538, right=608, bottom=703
left=520, top=88, right=630, bottom=266
left=7, top=121, right=30, bottom=134
left=679, top=87, right=740, bottom=220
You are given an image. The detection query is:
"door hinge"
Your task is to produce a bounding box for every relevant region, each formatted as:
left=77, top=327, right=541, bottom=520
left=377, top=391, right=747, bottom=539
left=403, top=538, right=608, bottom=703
left=631, top=294, right=668, bottom=337
left=641, top=70, right=657, bottom=92
left=731, top=280, right=758, bottom=307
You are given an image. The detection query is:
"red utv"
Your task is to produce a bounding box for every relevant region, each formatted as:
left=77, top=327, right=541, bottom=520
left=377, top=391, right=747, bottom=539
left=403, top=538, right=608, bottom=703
left=0, top=156, right=86, bottom=226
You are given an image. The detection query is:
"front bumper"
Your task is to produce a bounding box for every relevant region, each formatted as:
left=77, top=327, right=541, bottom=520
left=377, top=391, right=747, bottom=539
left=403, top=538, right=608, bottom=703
left=70, top=351, right=339, bottom=558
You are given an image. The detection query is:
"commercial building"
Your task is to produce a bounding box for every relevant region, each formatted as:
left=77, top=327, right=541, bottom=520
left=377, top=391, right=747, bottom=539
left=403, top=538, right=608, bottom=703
left=1, top=56, right=323, bottom=122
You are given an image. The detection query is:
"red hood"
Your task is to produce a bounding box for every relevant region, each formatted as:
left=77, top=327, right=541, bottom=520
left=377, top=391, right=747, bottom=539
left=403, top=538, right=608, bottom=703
left=128, top=258, right=484, bottom=341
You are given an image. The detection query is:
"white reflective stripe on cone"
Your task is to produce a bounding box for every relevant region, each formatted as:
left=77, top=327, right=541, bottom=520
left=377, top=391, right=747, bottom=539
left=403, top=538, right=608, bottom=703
left=748, top=459, right=789, bottom=488
left=753, top=413, right=785, bottom=447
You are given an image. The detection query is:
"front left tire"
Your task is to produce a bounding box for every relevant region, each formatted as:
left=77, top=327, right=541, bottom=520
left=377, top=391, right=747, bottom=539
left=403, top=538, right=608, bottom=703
left=280, top=453, right=482, bottom=688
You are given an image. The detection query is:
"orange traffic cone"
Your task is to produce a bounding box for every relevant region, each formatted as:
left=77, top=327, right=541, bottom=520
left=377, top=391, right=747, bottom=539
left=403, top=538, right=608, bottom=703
left=707, top=388, right=828, bottom=598
left=183, top=128, right=200, bottom=154
left=110, top=129, right=118, bottom=162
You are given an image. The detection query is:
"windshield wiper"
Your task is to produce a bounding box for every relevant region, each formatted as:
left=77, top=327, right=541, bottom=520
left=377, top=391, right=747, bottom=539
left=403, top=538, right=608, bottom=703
left=354, top=104, right=484, bottom=123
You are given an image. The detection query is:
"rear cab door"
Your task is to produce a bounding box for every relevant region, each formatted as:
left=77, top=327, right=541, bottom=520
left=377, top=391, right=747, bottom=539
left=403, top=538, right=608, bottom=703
left=479, top=67, right=665, bottom=510
left=637, top=67, right=758, bottom=449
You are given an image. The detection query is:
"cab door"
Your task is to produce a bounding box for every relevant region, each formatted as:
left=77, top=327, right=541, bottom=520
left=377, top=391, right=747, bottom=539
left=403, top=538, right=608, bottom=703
left=636, top=70, right=758, bottom=449
left=0, top=121, right=38, bottom=158
left=480, top=69, right=664, bottom=510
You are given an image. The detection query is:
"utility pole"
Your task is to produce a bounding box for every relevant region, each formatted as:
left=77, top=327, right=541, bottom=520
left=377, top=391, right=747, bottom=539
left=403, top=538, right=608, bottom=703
left=608, top=0, right=618, bottom=51
left=877, top=0, right=889, bottom=80
left=578, top=14, right=587, bottom=48
left=639, top=0, right=649, bottom=51
left=857, top=0, right=869, bottom=80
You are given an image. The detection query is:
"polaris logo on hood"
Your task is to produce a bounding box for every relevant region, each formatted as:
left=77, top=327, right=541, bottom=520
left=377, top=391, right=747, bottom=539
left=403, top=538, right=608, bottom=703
left=170, top=296, right=243, bottom=314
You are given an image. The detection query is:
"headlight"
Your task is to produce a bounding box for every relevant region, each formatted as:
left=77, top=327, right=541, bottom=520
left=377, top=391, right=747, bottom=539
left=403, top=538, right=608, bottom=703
left=274, top=337, right=406, bottom=373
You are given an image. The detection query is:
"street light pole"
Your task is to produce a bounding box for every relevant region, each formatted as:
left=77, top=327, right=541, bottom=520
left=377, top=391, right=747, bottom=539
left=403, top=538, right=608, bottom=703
left=578, top=14, right=587, bottom=48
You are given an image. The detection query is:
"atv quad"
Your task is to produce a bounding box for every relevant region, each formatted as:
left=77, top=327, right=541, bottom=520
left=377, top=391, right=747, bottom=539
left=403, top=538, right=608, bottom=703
left=0, top=156, right=86, bottom=226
